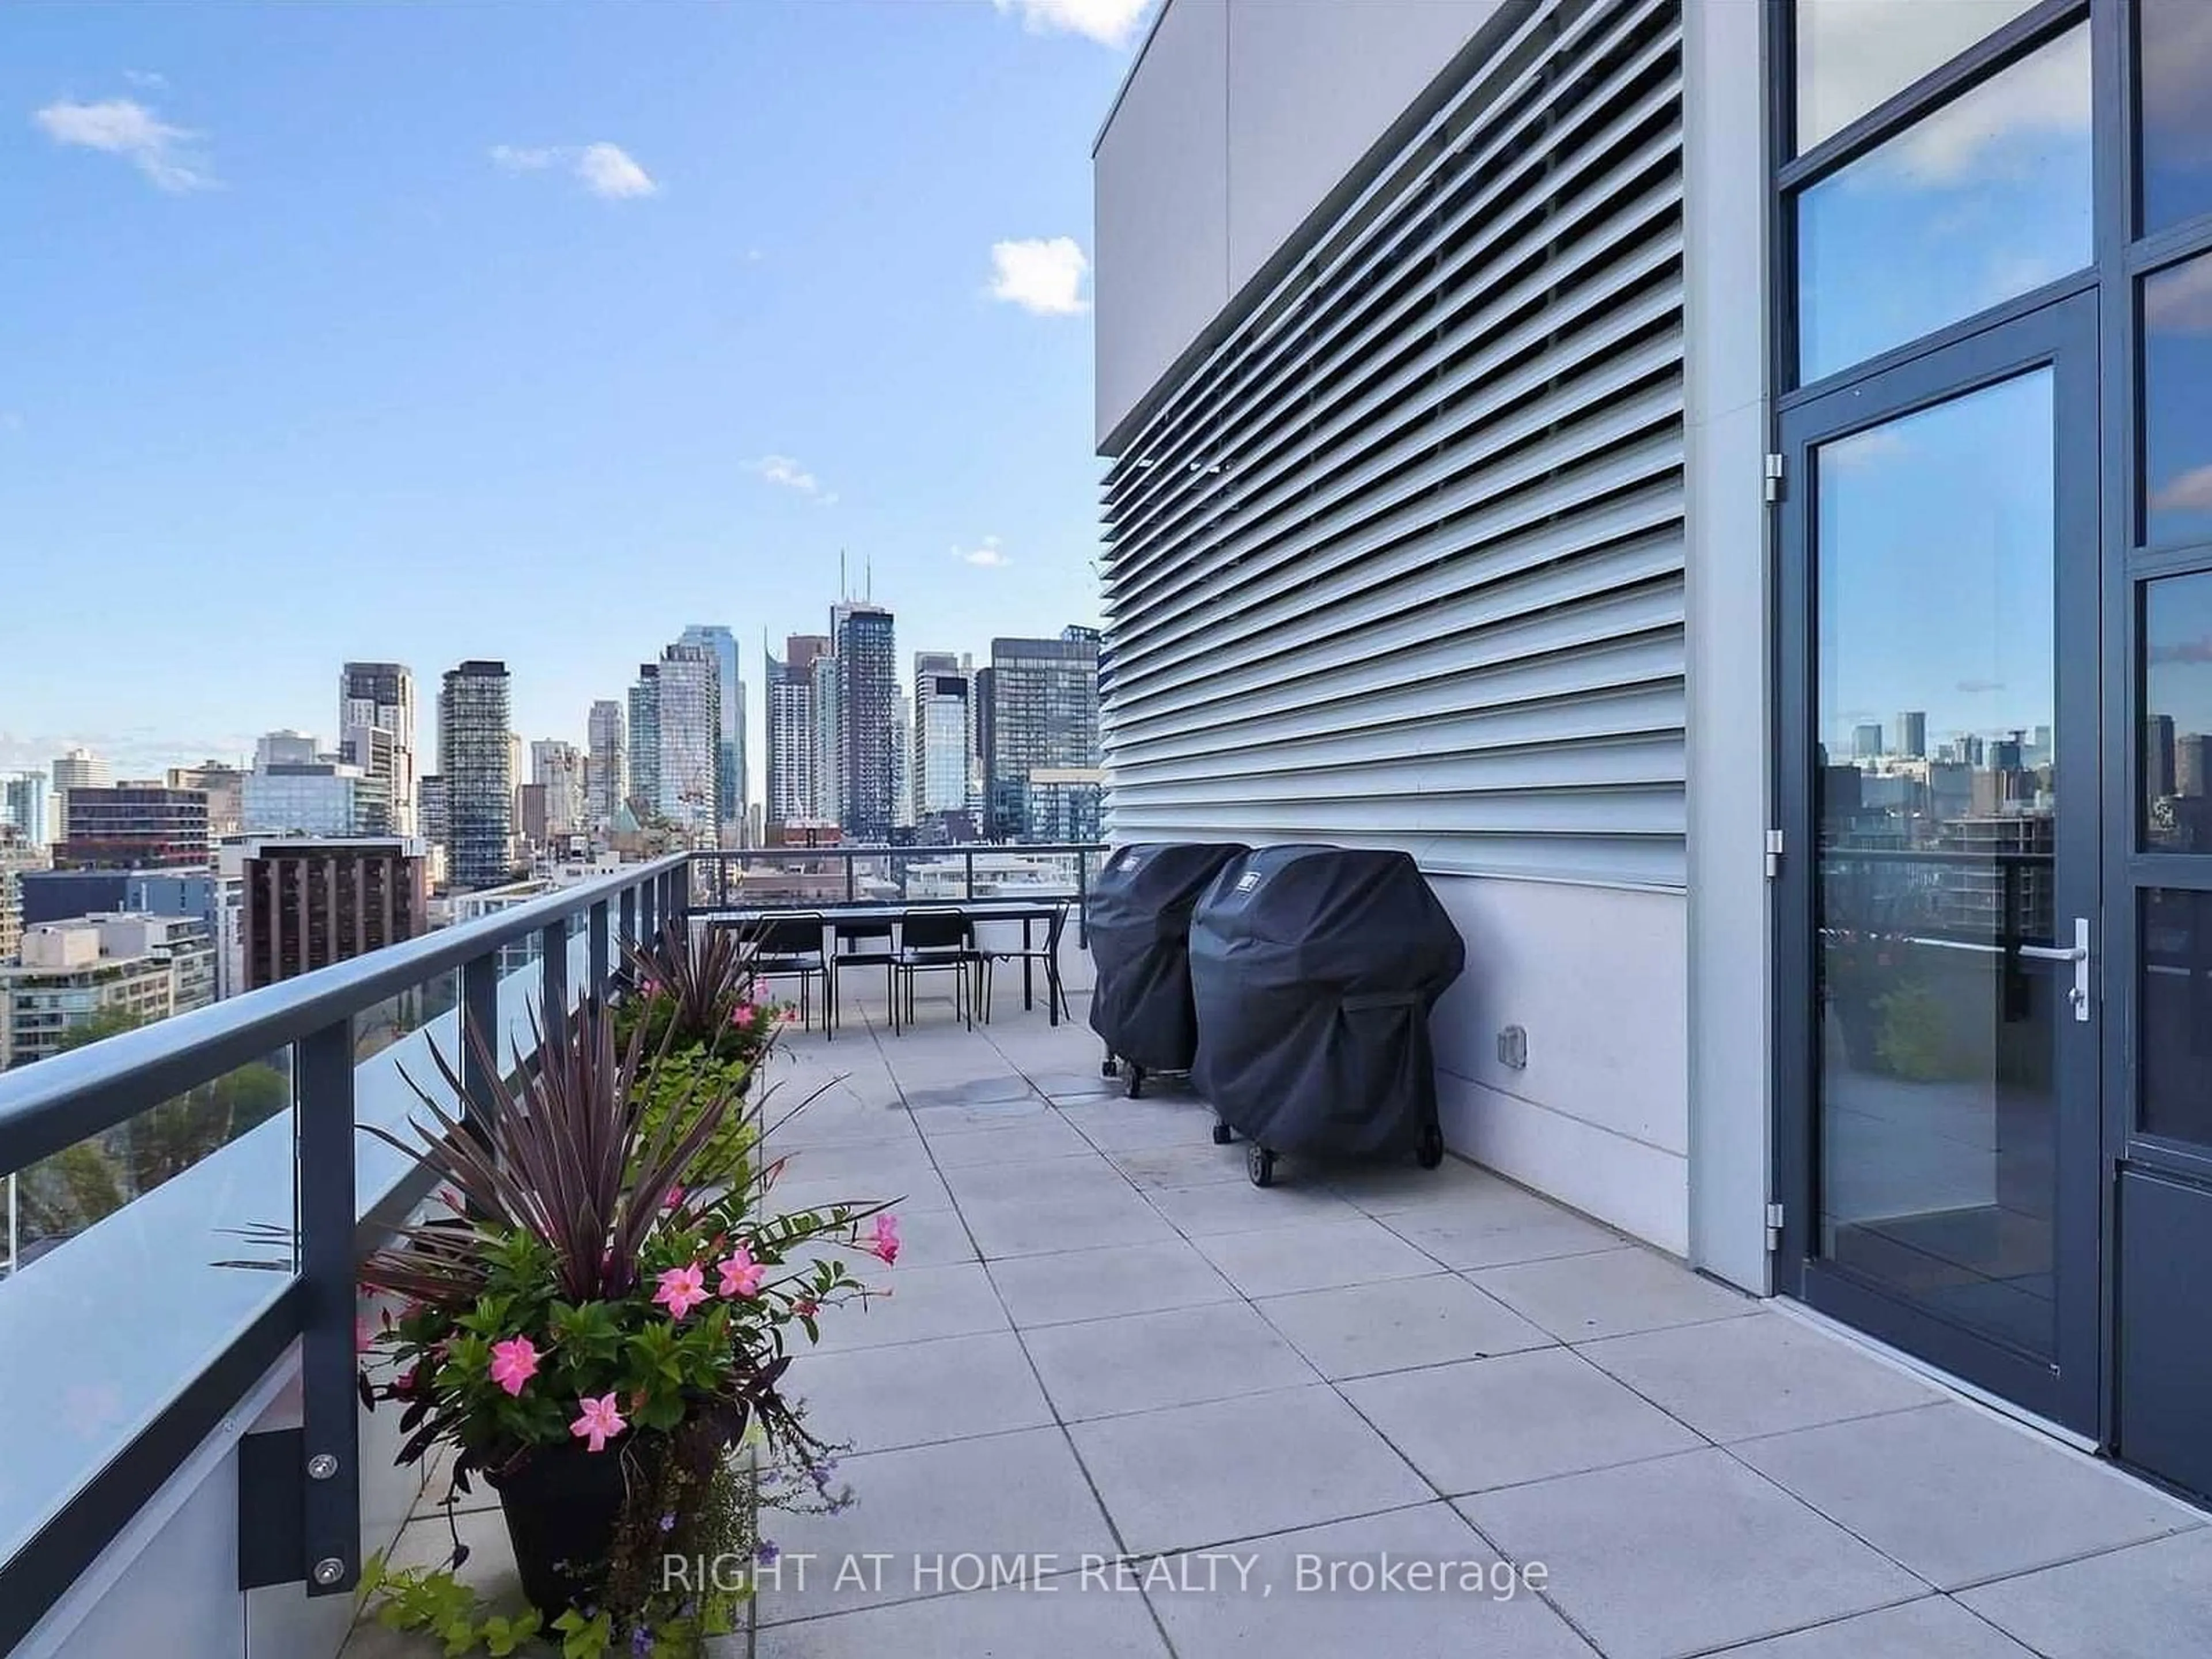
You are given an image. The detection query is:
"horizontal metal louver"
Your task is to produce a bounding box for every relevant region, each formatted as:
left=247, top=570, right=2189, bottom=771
left=1099, top=0, right=1687, bottom=891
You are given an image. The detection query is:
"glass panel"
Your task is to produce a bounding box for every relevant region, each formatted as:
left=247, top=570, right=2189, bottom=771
left=2142, top=888, right=2212, bottom=1145
left=0, top=1050, right=296, bottom=1567
left=2142, top=252, right=2212, bottom=548
left=2139, top=0, right=2212, bottom=236
left=2142, top=573, right=2212, bottom=849
left=1796, top=0, right=2041, bottom=151
left=1815, top=369, right=2060, bottom=1361
left=1796, top=25, right=2091, bottom=384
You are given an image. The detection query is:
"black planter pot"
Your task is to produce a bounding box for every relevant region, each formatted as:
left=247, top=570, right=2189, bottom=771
left=485, top=1439, right=654, bottom=1618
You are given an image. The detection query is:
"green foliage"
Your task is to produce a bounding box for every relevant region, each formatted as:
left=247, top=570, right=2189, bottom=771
left=355, top=1554, right=543, bottom=1656
left=357, top=991, right=891, bottom=1647
left=1874, top=979, right=1976, bottom=1081
left=15, top=1008, right=289, bottom=1250
left=354, top=1445, right=753, bottom=1657
left=630, top=1048, right=755, bottom=1191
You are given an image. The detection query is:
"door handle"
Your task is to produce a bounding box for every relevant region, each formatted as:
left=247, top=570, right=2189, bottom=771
left=2016, top=917, right=2091, bottom=1021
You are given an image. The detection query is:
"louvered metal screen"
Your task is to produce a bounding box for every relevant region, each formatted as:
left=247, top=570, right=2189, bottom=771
left=1099, top=0, right=1685, bottom=890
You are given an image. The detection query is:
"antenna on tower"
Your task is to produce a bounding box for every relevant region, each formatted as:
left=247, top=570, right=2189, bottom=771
left=865, top=556, right=873, bottom=601
left=839, top=548, right=848, bottom=601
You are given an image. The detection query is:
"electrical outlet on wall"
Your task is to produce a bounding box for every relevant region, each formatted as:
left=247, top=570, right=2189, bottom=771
left=1497, top=1024, right=1528, bottom=1069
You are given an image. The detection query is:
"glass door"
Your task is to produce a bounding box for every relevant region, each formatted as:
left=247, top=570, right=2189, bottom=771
left=1777, top=292, right=2102, bottom=1433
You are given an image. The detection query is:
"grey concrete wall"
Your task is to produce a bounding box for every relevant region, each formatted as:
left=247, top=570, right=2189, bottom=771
left=1683, top=0, right=1775, bottom=1295
left=1094, top=0, right=1505, bottom=449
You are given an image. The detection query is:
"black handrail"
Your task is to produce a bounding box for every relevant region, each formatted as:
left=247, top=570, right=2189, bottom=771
left=0, top=851, right=693, bottom=1176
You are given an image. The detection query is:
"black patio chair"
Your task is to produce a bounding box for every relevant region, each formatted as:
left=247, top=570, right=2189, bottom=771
left=980, top=902, right=1071, bottom=1027
left=828, top=914, right=897, bottom=1039
left=893, top=907, right=982, bottom=1033
left=740, top=914, right=827, bottom=1032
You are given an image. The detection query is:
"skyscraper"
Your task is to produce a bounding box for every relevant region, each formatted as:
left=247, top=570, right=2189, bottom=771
left=2147, top=714, right=2178, bottom=804
left=339, top=662, right=418, bottom=835
left=586, top=701, right=627, bottom=830
left=983, top=631, right=1101, bottom=841
left=810, top=650, right=842, bottom=826
left=1852, top=722, right=1884, bottom=761
left=766, top=634, right=828, bottom=830
left=1894, top=710, right=1927, bottom=762
left=531, top=740, right=588, bottom=839
left=2180, top=733, right=2212, bottom=800
left=628, top=666, right=661, bottom=820
left=832, top=601, right=898, bottom=840
left=1, top=773, right=50, bottom=850
left=50, top=749, right=108, bottom=842
left=679, top=624, right=745, bottom=839
left=912, top=653, right=974, bottom=820
left=437, top=661, right=514, bottom=891
left=656, top=640, right=721, bottom=839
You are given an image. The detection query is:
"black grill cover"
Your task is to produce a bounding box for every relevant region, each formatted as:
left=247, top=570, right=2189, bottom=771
left=1088, top=842, right=1250, bottom=1071
left=1190, top=845, right=1465, bottom=1156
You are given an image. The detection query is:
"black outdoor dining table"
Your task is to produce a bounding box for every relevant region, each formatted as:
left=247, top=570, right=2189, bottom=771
left=703, top=897, right=1075, bottom=1025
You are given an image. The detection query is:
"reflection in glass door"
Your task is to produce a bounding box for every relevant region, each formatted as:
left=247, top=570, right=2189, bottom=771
left=1781, top=296, right=2101, bottom=1431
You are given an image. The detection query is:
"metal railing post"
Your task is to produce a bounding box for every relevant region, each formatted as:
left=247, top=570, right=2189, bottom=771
left=297, top=1018, right=361, bottom=1596
left=540, top=921, right=569, bottom=1039
left=964, top=850, right=977, bottom=903
left=460, top=950, right=499, bottom=1143
left=639, top=874, right=658, bottom=945
left=1076, top=848, right=1090, bottom=949
left=844, top=852, right=857, bottom=904
left=588, top=900, right=610, bottom=1009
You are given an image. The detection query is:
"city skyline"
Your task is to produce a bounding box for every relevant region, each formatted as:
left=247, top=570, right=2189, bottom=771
left=0, top=4, right=1128, bottom=777
left=0, top=596, right=1099, bottom=810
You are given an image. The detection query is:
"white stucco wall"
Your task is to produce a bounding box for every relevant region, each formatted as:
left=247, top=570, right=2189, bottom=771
left=1093, top=0, right=1507, bottom=448
left=1431, top=876, right=1691, bottom=1254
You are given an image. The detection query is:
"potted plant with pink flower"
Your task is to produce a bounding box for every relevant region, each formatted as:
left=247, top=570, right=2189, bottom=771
left=356, top=1003, right=899, bottom=1656
left=613, top=919, right=784, bottom=1193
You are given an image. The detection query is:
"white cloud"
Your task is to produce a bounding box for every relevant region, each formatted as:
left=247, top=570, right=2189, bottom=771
left=1884, top=29, right=2090, bottom=188
left=490, top=143, right=559, bottom=172
left=33, top=96, right=214, bottom=192
left=2147, top=252, right=2212, bottom=336
left=1827, top=427, right=1909, bottom=469
left=955, top=536, right=1011, bottom=569
left=490, top=142, right=658, bottom=199
left=2154, top=463, right=2212, bottom=514
left=987, top=236, right=1089, bottom=316
left=575, top=142, right=657, bottom=199
left=991, top=0, right=1153, bottom=49
left=121, top=69, right=168, bottom=90
left=751, top=454, right=836, bottom=506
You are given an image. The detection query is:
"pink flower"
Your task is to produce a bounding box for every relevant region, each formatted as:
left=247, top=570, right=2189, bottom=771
left=729, top=1001, right=758, bottom=1027
left=570, top=1392, right=628, bottom=1453
left=489, top=1335, right=541, bottom=1397
left=791, top=1296, right=819, bottom=1319
left=717, top=1246, right=766, bottom=1298
left=779, top=1006, right=801, bottom=1024
left=655, top=1262, right=709, bottom=1320
left=869, top=1213, right=900, bottom=1266
left=642, top=978, right=661, bottom=998
left=662, top=1185, right=686, bottom=1211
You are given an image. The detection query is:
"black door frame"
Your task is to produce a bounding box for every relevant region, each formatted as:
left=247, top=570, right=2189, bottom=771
left=1774, top=290, right=2105, bottom=1437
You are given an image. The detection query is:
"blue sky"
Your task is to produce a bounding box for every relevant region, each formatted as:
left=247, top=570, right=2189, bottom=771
left=0, top=0, right=1149, bottom=787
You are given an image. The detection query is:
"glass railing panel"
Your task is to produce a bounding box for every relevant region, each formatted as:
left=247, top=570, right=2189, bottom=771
left=0, top=1049, right=298, bottom=1569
